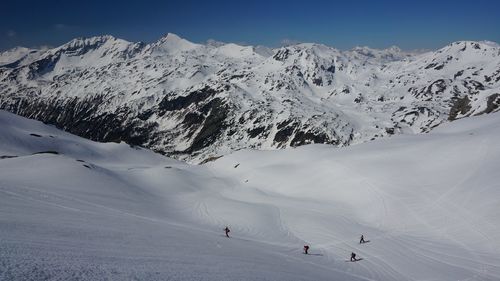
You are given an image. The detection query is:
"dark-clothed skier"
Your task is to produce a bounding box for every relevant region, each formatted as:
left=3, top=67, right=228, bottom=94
left=303, top=245, right=310, bottom=254
left=350, top=252, right=357, bottom=262
left=224, top=226, right=230, bottom=238
left=360, top=234, right=365, bottom=244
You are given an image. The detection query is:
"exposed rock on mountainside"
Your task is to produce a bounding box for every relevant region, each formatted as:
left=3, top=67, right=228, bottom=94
left=1, top=34, right=499, bottom=161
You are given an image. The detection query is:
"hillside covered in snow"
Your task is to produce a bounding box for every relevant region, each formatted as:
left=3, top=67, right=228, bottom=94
left=0, top=34, right=499, bottom=162
left=1, top=110, right=499, bottom=280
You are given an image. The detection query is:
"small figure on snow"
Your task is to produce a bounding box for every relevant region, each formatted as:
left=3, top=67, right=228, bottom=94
left=350, top=252, right=357, bottom=262
left=303, top=245, right=310, bottom=254
left=224, top=226, right=230, bottom=238
left=359, top=234, right=366, bottom=244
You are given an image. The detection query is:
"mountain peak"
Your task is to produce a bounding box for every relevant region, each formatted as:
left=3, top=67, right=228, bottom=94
left=162, top=33, right=183, bottom=41
left=151, top=33, right=200, bottom=54
left=206, top=39, right=226, bottom=47
left=66, top=35, right=117, bottom=45
left=438, top=40, right=500, bottom=56
left=53, top=35, right=121, bottom=53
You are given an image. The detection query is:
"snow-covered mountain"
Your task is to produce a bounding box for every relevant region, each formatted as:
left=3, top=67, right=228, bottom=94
left=1, top=34, right=499, bottom=162
left=1, top=110, right=500, bottom=280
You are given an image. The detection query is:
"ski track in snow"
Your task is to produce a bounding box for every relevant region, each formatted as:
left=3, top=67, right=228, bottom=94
left=336, top=159, right=496, bottom=280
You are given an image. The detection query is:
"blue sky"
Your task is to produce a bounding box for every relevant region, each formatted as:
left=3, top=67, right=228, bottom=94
left=1, top=0, right=499, bottom=51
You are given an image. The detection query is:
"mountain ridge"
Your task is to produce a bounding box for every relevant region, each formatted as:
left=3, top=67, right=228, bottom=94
left=0, top=33, right=499, bottom=162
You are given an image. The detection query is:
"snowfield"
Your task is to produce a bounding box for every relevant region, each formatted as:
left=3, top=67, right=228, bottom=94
left=1, top=110, right=499, bottom=281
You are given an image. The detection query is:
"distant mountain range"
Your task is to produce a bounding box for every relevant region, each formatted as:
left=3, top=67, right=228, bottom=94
left=1, top=34, right=499, bottom=162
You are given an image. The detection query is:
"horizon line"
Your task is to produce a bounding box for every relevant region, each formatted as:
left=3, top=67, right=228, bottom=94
left=2, top=32, right=499, bottom=53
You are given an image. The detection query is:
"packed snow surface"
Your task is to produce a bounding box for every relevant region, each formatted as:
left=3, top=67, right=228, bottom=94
left=1, top=110, right=499, bottom=280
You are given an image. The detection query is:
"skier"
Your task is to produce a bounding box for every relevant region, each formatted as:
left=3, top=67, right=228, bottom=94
left=360, top=234, right=365, bottom=244
left=303, top=245, right=310, bottom=255
left=350, top=252, right=357, bottom=262
left=224, top=226, right=230, bottom=238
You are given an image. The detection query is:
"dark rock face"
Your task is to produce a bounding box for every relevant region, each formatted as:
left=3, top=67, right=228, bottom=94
left=354, top=95, right=364, bottom=103
left=313, top=77, right=323, bottom=86
left=480, top=94, right=500, bottom=114
left=273, top=48, right=290, bottom=61
left=274, top=127, right=295, bottom=144
left=137, top=109, right=155, bottom=121
left=449, top=96, right=472, bottom=120
left=187, top=98, right=229, bottom=153
left=159, top=86, right=217, bottom=114
left=290, top=131, right=335, bottom=146
left=248, top=126, right=267, bottom=138
left=28, top=55, right=59, bottom=78
left=465, top=80, right=485, bottom=92
left=274, top=120, right=299, bottom=145
left=434, top=64, right=445, bottom=70
left=415, top=79, right=447, bottom=100
left=182, top=112, right=204, bottom=128
left=0, top=95, right=159, bottom=148
left=385, top=127, right=395, bottom=135
left=454, top=70, right=464, bottom=79
left=425, top=63, right=438, bottom=69
left=326, top=65, right=336, bottom=73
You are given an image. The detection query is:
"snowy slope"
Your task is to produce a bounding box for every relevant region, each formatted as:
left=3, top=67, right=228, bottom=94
left=0, top=35, right=499, bottom=162
left=206, top=113, right=500, bottom=281
left=1, top=110, right=499, bottom=280
left=0, top=110, right=351, bottom=281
